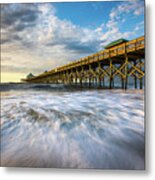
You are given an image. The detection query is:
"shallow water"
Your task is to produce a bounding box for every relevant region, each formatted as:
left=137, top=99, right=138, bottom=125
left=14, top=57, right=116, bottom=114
left=1, top=84, right=145, bottom=169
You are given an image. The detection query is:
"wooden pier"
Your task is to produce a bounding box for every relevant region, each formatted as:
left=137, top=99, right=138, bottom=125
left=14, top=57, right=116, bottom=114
left=22, top=36, right=145, bottom=89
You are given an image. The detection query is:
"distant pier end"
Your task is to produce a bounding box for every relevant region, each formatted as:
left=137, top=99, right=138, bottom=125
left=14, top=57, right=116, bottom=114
left=21, top=36, right=145, bottom=89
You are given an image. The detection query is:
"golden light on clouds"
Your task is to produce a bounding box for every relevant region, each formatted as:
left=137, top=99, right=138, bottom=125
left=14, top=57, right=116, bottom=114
left=1, top=73, right=26, bottom=83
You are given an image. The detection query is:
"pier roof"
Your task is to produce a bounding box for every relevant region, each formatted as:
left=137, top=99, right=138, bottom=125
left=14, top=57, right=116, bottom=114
left=27, top=73, right=35, bottom=79
left=105, top=38, right=128, bottom=49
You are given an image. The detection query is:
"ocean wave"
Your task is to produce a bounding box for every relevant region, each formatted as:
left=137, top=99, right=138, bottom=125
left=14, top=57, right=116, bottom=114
left=1, top=87, right=144, bottom=169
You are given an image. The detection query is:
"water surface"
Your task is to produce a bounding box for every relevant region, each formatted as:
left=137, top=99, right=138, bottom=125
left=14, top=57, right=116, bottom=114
left=1, top=84, right=145, bottom=169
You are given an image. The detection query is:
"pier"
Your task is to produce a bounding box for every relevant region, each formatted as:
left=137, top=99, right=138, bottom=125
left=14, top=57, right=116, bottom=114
left=22, top=36, right=145, bottom=89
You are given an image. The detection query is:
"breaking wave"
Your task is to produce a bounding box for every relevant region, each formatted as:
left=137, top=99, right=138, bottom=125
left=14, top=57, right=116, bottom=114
left=1, top=84, right=145, bottom=169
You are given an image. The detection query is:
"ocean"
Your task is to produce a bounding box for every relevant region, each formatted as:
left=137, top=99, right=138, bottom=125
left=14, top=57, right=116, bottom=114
left=0, top=83, right=145, bottom=169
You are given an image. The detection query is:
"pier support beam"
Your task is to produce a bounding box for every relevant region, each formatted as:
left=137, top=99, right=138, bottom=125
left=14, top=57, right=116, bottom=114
left=125, top=56, right=129, bottom=90
left=109, top=59, right=113, bottom=89
left=121, top=65, right=125, bottom=89
left=99, top=77, right=102, bottom=87
left=88, top=65, right=92, bottom=87
left=98, top=62, right=102, bottom=88
left=103, top=77, right=105, bottom=88
left=80, top=78, right=82, bottom=86
left=122, top=78, right=125, bottom=89
left=133, top=61, right=137, bottom=89
left=134, top=76, right=137, bottom=89
left=89, top=77, right=91, bottom=87
left=74, top=75, right=77, bottom=84
left=140, top=78, right=143, bottom=89
left=139, top=59, right=143, bottom=89
left=95, top=77, right=98, bottom=86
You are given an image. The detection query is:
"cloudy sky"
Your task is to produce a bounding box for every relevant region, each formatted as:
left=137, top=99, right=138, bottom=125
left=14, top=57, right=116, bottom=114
left=1, top=0, right=144, bottom=82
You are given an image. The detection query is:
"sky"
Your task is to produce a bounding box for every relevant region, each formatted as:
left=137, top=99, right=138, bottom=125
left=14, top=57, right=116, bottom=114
left=1, top=0, right=145, bottom=82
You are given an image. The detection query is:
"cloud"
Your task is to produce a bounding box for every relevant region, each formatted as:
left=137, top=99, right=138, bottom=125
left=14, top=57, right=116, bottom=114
left=100, top=0, right=144, bottom=46
left=116, top=0, right=144, bottom=17
left=1, top=2, right=144, bottom=80
left=1, top=3, right=103, bottom=76
left=1, top=4, right=41, bottom=30
left=134, top=21, right=144, bottom=31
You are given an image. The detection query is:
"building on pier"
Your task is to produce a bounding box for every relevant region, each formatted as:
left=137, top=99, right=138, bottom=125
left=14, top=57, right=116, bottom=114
left=26, top=73, right=35, bottom=79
